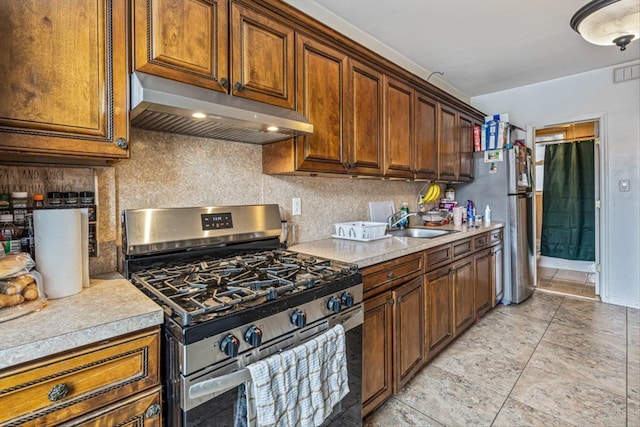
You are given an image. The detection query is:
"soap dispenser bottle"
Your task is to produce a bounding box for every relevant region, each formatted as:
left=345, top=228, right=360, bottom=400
left=484, top=204, right=491, bottom=225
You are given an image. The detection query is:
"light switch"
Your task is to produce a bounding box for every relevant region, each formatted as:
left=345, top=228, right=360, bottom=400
left=619, top=179, right=630, bottom=192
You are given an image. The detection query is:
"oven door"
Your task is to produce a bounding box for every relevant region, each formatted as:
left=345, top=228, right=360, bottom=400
left=174, top=306, right=363, bottom=427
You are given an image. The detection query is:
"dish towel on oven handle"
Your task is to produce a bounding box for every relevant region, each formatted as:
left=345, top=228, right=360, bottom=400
left=238, top=324, right=349, bottom=427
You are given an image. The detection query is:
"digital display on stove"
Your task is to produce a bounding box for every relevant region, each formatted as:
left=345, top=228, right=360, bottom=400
left=201, top=213, right=233, bottom=230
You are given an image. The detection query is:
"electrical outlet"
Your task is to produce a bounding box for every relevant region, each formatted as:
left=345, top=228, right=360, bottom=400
left=619, top=179, right=630, bottom=192
left=292, top=198, right=301, bottom=215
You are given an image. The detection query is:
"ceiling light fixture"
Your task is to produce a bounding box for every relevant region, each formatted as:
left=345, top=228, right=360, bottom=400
left=570, top=0, right=640, bottom=51
left=191, top=112, right=206, bottom=119
left=266, top=126, right=279, bottom=132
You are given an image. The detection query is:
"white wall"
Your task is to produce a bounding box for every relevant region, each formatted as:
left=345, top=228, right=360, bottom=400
left=472, top=61, right=640, bottom=308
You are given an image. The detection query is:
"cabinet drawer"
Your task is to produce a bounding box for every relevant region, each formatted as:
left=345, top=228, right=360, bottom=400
left=63, top=386, right=162, bottom=427
left=452, top=238, right=473, bottom=260
left=424, top=244, right=451, bottom=272
left=473, top=233, right=490, bottom=250
left=489, top=229, right=503, bottom=245
left=362, top=252, right=423, bottom=298
left=0, top=328, right=160, bottom=426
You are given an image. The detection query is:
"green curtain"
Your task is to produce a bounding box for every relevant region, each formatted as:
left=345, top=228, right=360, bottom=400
left=540, top=140, right=595, bottom=261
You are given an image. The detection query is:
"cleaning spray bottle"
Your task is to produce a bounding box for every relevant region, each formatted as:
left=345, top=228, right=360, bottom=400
left=466, top=200, right=475, bottom=228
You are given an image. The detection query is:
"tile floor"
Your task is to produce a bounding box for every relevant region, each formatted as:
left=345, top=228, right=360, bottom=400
left=536, top=266, right=598, bottom=300
left=364, top=291, right=640, bottom=426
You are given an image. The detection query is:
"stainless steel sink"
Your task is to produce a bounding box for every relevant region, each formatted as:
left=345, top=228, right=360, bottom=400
left=389, top=227, right=458, bottom=238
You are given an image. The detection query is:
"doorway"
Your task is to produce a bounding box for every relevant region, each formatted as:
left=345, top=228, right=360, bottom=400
left=532, top=119, right=600, bottom=301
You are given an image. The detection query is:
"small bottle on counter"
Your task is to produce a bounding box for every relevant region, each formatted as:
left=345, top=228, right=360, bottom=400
left=400, top=202, right=409, bottom=228
left=47, top=191, right=63, bottom=208
left=484, top=204, right=491, bottom=225
left=11, top=191, right=28, bottom=226
left=466, top=200, right=475, bottom=228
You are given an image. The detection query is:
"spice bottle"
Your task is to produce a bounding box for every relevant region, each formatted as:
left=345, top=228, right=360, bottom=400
left=47, top=192, right=63, bottom=208
left=65, top=191, right=79, bottom=206
left=0, top=214, right=21, bottom=254
left=32, top=193, right=45, bottom=209
left=11, top=192, right=28, bottom=226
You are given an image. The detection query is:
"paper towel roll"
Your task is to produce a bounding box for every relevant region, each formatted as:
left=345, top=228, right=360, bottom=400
left=80, top=208, right=90, bottom=287
left=34, top=209, right=83, bottom=299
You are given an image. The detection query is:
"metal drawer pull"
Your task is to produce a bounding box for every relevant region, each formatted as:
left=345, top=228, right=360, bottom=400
left=47, top=383, right=69, bottom=402
left=387, top=272, right=394, bottom=280
left=145, top=403, right=161, bottom=419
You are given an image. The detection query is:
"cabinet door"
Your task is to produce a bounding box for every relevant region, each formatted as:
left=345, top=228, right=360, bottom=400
left=346, top=60, right=384, bottom=175
left=231, top=2, right=295, bottom=109
left=452, top=255, right=474, bottom=336
left=362, top=291, right=393, bottom=417
left=294, top=34, right=348, bottom=173
left=458, top=113, right=475, bottom=182
left=383, top=76, right=414, bottom=178
left=491, top=243, right=504, bottom=306
left=413, top=91, right=439, bottom=180
left=132, top=0, right=228, bottom=92
left=424, top=265, right=453, bottom=359
left=474, top=248, right=492, bottom=317
left=438, top=104, right=458, bottom=181
left=393, top=276, right=425, bottom=391
left=0, top=0, right=128, bottom=160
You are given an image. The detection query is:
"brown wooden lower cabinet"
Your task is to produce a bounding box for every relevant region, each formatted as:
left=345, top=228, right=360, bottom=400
left=474, top=248, right=493, bottom=317
left=393, top=276, right=425, bottom=391
left=362, top=229, right=504, bottom=418
left=452, top=255, right=475, bottom=336
left=424, top=265, right=453, bottom=358
left=362, top=291, right=394, bottom=416
left=0, top=327, right=161, bottom=426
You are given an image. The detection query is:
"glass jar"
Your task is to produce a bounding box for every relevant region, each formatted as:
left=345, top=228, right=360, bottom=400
left=32, top=193, right=45, bottom=209
left=11, top=191, right=28, bottom=226
left=65, top=191, right=79, bottom=206
left=79, top=191, right=94, bottom=206
left=0, top=193, right=10, bottom=214
left=47, top=191, right=63, bottom=208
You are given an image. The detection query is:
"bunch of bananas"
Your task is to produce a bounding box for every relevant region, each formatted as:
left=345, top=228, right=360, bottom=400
left=420, top=184, right=441, bottom=204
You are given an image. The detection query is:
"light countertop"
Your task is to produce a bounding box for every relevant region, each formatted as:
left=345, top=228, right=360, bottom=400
left=0, top=272, right=163, bottom=370
left=290, top=222, right=505, bottom=268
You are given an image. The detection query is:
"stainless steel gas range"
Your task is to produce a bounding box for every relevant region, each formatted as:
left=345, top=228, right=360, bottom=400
left=121, top=205, right=363, bottom=426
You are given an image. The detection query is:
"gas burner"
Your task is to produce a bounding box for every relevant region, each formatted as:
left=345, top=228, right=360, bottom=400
left=131, top=249, right=357, bottom=325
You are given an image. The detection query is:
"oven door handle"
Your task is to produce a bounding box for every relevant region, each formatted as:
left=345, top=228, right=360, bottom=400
left=189, top=368, right=252, bottom=400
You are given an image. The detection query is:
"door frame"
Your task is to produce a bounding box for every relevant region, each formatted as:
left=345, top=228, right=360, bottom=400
left=527, top=112, right=607, bottom=297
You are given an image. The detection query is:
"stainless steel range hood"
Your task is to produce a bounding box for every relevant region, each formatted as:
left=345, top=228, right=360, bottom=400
left=130, top=72, right=313, bottom=144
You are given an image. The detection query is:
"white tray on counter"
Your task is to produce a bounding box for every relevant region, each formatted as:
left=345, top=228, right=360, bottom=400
left=331, top=234, right=393, bottom=242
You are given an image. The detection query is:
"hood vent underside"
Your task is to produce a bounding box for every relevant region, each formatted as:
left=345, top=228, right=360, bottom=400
left=130, top=72, right=313, bottom=144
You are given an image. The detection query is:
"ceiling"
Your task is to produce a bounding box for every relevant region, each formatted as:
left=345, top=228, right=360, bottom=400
left=290, top=0, right=640, bottom=98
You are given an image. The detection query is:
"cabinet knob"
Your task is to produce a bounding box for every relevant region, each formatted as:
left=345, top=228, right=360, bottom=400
left=145, top=403, right=161, bottom=419
left=234, top=82, right=244, bottom=91
left=220, top=78, right=229, bottom=88
left=387, top=272, right=394, bottom=280
left=388, top=298, right=394, bottom=306
left=397, top=296, right=403, bottom=303
left=115, top=137, right=128, bottom=149
left=48, top=383, right=69, bottom=402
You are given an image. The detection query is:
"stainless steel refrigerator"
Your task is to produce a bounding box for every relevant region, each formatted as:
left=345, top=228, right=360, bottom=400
left=456, top=146, right=535, bottom=304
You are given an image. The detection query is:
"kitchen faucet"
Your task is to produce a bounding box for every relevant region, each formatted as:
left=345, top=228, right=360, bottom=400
left=387, top=210, right=416, bottom=230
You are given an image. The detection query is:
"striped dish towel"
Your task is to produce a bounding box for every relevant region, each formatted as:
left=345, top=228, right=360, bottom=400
left=242, top=324, right=349, bottom=427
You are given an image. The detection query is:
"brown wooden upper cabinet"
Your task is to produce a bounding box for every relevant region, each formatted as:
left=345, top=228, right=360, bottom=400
left=438, top=104, right=475, bottom=183
left=458, top=113, right=475, bottom=182
left=383, top=76, right=414, bottom=179
left=0, top=0, right=129, bottom=160
left=132, top=0, right=295, bottom=109
left=345, top=60, right=384, bottom=176
left=413, top=91, right=439, bottom=180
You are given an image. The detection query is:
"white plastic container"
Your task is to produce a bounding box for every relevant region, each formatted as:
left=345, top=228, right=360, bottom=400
left=484, top=204, right=491, bottom=225
left=333, top=222, right=387, bottom=240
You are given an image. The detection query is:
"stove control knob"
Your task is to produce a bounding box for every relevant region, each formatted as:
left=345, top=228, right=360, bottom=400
left=220, top=334, right=240, bottom=357
left=244, top=326, right=263, bottom=347
left=341, top=292, right=355, bottom=308
left=291, top=309, right=307, bottom=328
left=327, top=296, right=342, bottom=313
